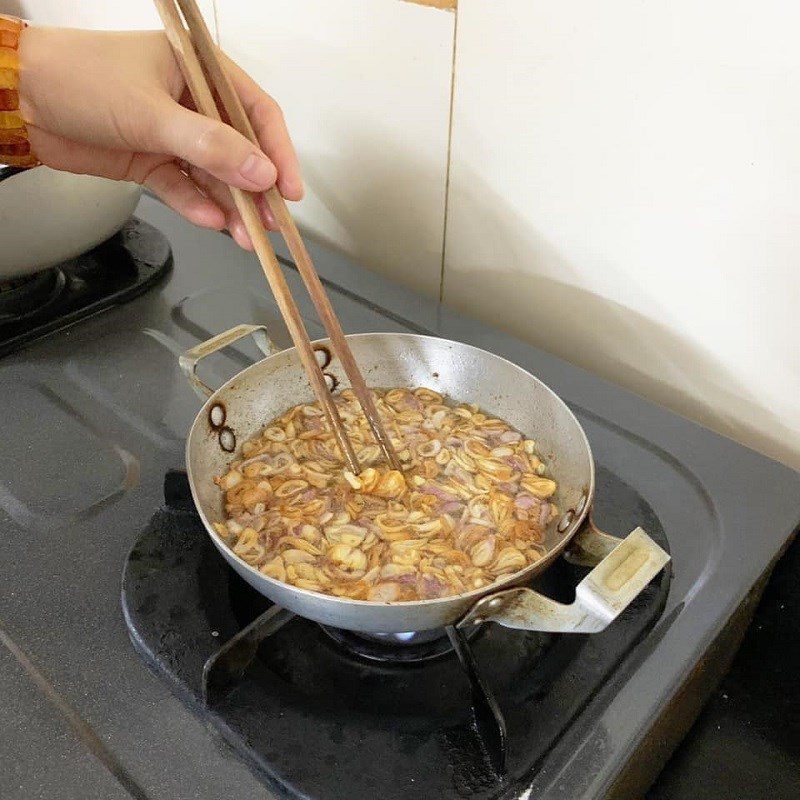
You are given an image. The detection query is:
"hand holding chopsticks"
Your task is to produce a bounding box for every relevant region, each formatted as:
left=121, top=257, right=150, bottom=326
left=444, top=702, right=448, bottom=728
left=153, top=0, right=401, bottom=473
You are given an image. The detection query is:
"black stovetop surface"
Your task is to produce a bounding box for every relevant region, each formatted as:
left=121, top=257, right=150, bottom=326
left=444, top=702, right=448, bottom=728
left=122, top=467, right=671, bottom=800
left=1, top=196, right=798, bottom=800
left=648, top=533, right=800, bottom=800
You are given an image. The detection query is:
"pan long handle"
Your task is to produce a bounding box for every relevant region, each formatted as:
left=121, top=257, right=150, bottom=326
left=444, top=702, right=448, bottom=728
left=458, top=527, right=670, bottom=634
left=179, top=323, right=276, bottom=399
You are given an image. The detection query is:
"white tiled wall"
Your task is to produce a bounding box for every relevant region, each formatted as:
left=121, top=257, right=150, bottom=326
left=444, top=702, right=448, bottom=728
left=8, top=1, right=800, bottom=470
left=216, top=0, right=454, bottom=297
left=444, top=0, right=800, bottom=469
left=15, top=0, right=215, bottom=32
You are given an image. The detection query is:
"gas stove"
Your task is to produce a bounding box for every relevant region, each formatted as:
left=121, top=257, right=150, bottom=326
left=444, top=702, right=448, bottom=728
left=121, top=467, right=671, bottom=798
left=0, top=218, right=172, bottom=357
left=0, top=196, right=798, bottom=800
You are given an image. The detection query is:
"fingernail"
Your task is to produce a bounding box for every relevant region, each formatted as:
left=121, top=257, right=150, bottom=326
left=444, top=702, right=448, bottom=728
left=239, top=153, right=275, bottom=188
left=285, top=177, right=304, bottom=200
left=234, top=223, right=253, bottom=250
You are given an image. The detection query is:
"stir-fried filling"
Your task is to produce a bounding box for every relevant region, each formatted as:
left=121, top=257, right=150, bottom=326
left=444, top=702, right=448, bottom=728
left=212, top=388, right=559, bottom=602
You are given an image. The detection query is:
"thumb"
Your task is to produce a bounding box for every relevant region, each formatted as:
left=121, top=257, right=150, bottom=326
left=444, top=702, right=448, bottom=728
left=152, top=99, right=277, bottom=191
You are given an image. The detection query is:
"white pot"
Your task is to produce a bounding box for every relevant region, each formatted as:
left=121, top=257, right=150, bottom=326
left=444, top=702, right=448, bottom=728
left=0, top=166, right=142, bottom=279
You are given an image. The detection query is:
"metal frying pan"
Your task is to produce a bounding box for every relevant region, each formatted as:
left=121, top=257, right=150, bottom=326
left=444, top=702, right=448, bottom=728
left=181, top=325, right=669, bottom=634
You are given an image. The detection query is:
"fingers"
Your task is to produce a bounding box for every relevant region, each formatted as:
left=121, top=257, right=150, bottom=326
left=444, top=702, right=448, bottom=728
left=222, top=55, right=304, bottom=201
left=27, top=127, right=228, bottom=232
left=151, top=97, right=278, bottom=193
left=189, top=167, right=252, bottom=250
left=255, top=193, right=278, bottom=231
left=143, top=162, right=225, bottom=230
left=149, top=49, right=302, bottom=203
left=189, top=166, right=278, bottom=251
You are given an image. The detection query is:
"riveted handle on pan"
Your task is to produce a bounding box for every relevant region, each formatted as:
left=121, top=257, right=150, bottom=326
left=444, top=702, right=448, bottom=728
left=458, top=527, right=670, bottom=633
left=180, top=323, right=276, bottom=399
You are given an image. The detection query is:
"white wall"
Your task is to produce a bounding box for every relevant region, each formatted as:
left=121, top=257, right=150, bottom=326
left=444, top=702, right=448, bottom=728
left=14, top=0, right=215, bottom=31
left=444, top=1, right=800, bottom=469
left=215, top=0, right=454, bottom=297
left=9, top=1, right=800, bottom=470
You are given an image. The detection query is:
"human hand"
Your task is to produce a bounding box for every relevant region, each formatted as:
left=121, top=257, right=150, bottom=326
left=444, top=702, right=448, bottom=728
left=18, top=26, right=302, bottom=250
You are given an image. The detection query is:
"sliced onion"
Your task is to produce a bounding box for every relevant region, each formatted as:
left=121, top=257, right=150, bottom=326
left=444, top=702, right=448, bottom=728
left=239, top=453, right=273, bottom=469
left=420, top=482, right=459, bottom=503
left=215, top=388, right=558, bottom=604
left=539, top=502, right=551, bottom=529
left=514, top=494, right=540, bottom=510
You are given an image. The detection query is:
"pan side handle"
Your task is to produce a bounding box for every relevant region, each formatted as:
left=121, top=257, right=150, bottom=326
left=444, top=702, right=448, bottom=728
left=179, top=324, right=276, bottom=399
left=562, top=513, right=628, bottom=567
left=458, top=528, right=670, bottom=634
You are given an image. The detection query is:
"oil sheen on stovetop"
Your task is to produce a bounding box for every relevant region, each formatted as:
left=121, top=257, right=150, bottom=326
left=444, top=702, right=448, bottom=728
left=0, top=196, right=798, bottom=800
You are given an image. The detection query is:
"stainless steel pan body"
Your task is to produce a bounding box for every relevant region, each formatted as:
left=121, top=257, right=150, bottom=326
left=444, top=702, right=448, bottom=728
left=182, top=326, right=669, bottom=634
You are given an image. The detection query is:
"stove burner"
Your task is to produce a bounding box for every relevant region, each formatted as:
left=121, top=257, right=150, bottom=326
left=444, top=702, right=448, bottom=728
left=202, top=603, right=295, bottom=707
left=447, top=624, right=508, bottom=775
left=320, top=623, right=480, bottom=663
left=122, top=467, right=671, bottom=800
left=0, top=218, right=172, bottom=357
left=320, top=623, right=505, bottom=770
left=0, top=268, right=66, bottom=322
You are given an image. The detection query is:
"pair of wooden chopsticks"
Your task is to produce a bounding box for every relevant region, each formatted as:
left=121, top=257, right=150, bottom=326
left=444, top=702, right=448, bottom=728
left=153, top=0, right=400, bottom=474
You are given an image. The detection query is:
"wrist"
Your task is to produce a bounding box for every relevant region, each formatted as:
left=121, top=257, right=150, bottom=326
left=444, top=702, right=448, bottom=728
left=15, top=22, right=49, bottom=126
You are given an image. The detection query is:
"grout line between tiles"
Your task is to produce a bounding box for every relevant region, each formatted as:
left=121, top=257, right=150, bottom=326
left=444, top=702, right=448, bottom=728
left=438, top=5, right=459, bottom=303
left=401, top=0, right=458, bottom=8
